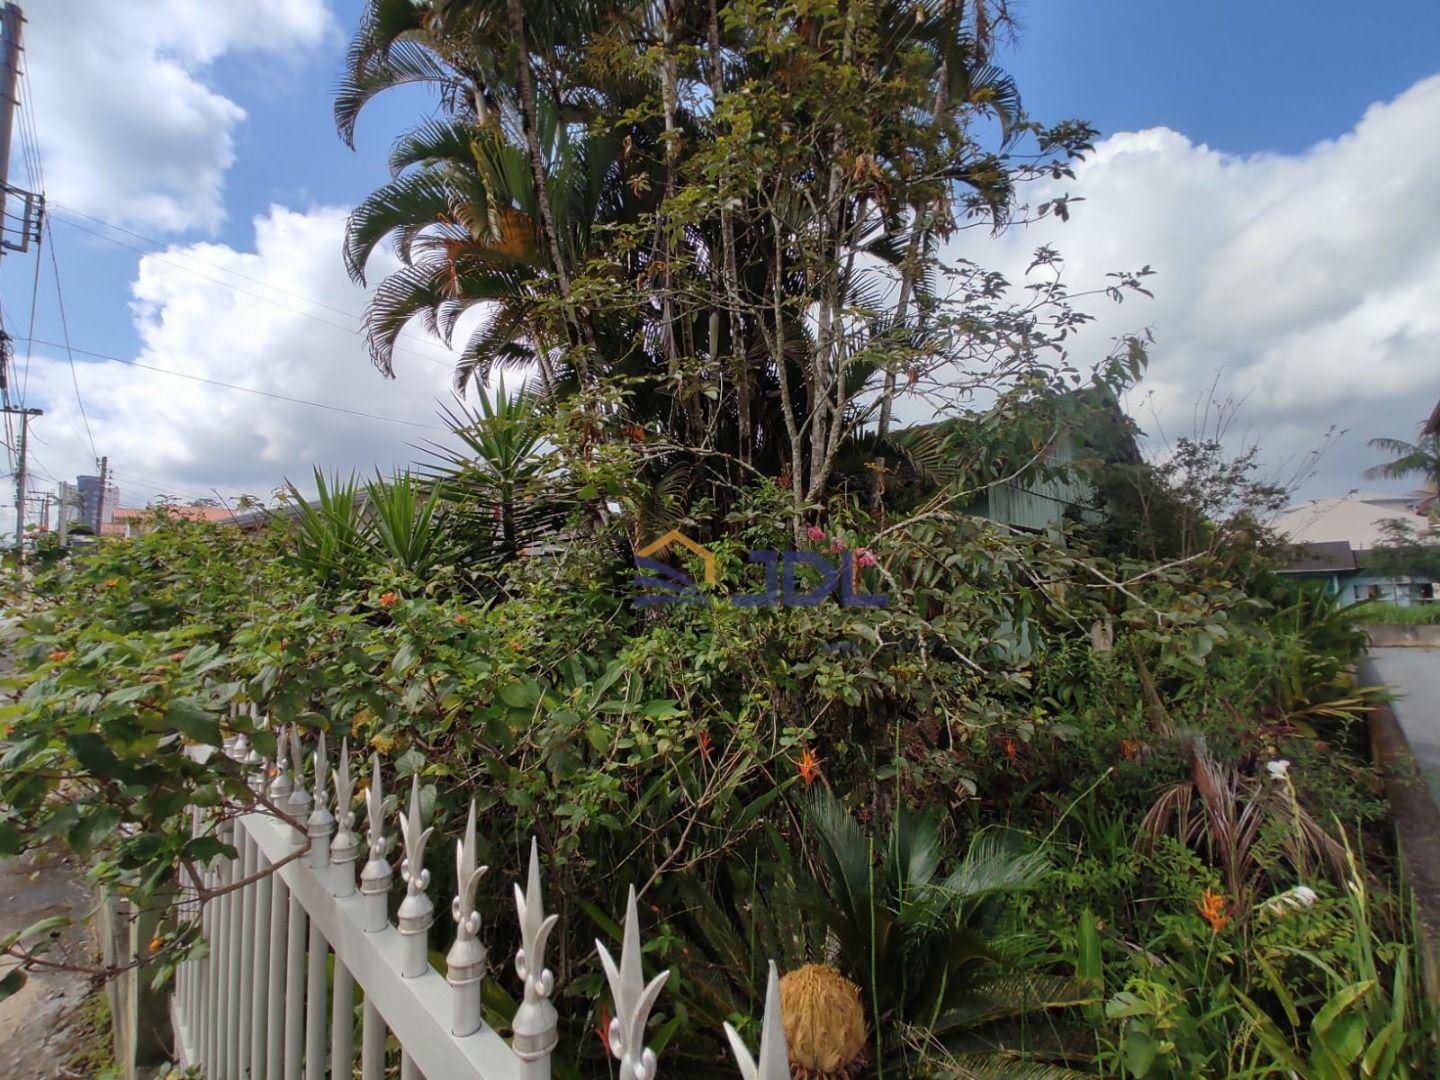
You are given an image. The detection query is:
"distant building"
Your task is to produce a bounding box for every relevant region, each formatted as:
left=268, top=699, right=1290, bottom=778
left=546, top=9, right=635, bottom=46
left=76, top=474, right=120, bottom=531
left=102, top=504, right=237, bottom=538
left=56, top=481, right=82, bottom=530
left=1273, top=492, right=1437, bottom=605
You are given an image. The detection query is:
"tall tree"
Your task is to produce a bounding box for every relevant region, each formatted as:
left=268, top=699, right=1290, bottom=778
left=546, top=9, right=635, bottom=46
left=338, top=0, right=1143, bottom=533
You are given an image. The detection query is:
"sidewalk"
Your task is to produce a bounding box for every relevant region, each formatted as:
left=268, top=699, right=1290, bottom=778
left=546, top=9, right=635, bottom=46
left=1367, top=646, right=1440, bottom=801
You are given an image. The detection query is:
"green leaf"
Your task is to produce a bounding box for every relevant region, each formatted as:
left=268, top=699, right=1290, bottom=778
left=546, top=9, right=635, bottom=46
left=166, top=700, right=222, bottom=746
left=0, top=969, right=26, bottom=1003
left=500, top=678, right=540, bottom=710
left=68, top=806, right=123, bottom=853
left=67, top=733, right=123, bottom=781
left=1123, top=1027, right=1157, bottom=1077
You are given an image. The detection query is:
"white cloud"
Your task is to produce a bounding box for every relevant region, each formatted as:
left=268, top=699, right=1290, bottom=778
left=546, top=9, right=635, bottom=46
left=22, top=205, right=467, bottom=510
left=945, top=73, right=1440, bottom=498
left=24, top=0, right=334, bottom=233
left=21, top=72, right=1440, bottom=523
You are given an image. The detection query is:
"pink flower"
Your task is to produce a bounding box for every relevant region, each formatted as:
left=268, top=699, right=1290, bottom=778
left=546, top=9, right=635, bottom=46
left=828, top=538, right=845, bottom=553
left=855, top=548, right=877, bottom=568
left=805, top=525, right=825, bottom=543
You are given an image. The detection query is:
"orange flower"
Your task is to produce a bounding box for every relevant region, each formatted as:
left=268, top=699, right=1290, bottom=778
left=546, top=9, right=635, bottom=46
left=1196, top=888, right=1230, bottom=933
left=102, top=578, right=119, bottom=588
left=378, top=591, right=398, bottom=609
left=697, top=730, right=713, bottom=759
left=1119, top=738, right=1144, bottom=760
left=47, top=649, right=70, bottom=663
left=595, top=1006, right=612, bottom=1054
left=998, top=735, right=1018, bottom=761
left=149, top=935, right=163, bottom=952
left=453, top=614, right=469, bottom=625
left=795, top=746, right=823, bottom=787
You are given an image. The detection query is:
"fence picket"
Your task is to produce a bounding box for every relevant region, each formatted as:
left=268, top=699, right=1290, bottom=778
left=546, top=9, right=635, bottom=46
left=360, top=997, right=384, bottom=1080
left=332, top=957, right=356, bottom=1077
left=171, top=728, right=801, bottom=1079
left=304, top=919, right=328, bottom=1080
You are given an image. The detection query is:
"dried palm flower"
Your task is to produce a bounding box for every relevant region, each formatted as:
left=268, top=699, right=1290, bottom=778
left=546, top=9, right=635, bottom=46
left=779, top=964, right=868, bottom=1077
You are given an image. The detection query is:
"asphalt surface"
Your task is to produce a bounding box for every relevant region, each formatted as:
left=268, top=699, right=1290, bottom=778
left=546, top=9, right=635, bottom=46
left=0, top=847, right=96, bottom=1078
left=1368, top=647, right=1440, bottom=799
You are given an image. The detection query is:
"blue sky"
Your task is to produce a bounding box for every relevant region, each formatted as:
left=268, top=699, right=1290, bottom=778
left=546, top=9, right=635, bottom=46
left=8, top=0, right=1440, bottom=517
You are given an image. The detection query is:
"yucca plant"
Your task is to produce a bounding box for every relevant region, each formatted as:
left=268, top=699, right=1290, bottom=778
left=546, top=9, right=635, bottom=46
left=364, top=470, right=452, bottom=578
left=284, top=469, right=368, bottom=584
left=419, top=382, right=574, bottom=577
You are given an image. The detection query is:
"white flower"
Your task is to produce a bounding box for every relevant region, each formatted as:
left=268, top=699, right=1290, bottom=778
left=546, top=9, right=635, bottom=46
left=1266, top=759, right=1291, bottom=780
left=1260, top=885, right=1319, bottom=916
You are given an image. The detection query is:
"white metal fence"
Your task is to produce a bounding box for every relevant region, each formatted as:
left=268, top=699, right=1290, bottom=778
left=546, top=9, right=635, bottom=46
left=171, top=727, right=791, bottom=1079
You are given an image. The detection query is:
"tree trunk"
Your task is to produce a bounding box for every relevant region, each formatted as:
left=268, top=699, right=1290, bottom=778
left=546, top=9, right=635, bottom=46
left=505, top=0, right=590, bottom=384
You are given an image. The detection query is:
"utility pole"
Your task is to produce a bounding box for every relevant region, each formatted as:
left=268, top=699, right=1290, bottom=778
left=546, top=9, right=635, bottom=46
left=94, top=454, right=109, bottom=533
left=56, top=480, right=71, bottom=547
left=5, top=404, right=40, bottom=566
left=0, top=4, right=23, bottom=248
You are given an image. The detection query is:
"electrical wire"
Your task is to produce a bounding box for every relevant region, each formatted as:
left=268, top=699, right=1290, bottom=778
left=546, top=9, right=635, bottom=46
left=42, top=221, right=98, bottom=457
left=15, top=336, right=442, bottom=430
left=48, top=211, right=459, bottom=372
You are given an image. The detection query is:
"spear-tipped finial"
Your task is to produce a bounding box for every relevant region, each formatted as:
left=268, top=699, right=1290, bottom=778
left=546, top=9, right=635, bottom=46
left=305, top=730, right=335, bottom=869
left=723, top=961, right=789, bottom=1080
left=285, top=725, right=312, bottom=846
left=396, top=773, right=435, bottom=977
left=358, top=753, right=392, bottom=932
left=269, top=724, right=292, bottom=801
left=446, top=800, right=489, bottom=1036
left=512, top=837, right=559, bottom=1063
left=596, top=886, right=670, bottom=1080
left=330, top=738, right=360, bottom=894
left=311, top=731, right=329, bottom=803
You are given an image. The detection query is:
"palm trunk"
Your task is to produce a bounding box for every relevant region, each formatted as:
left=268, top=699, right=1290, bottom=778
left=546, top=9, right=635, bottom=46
left=505, top=0, right=590, bottom=385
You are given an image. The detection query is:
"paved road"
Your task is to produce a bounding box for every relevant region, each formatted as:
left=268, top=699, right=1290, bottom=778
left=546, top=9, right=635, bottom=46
left=0, top=847, right=96, bottom=1079
left=1368, top=647, right=1440, bottom=799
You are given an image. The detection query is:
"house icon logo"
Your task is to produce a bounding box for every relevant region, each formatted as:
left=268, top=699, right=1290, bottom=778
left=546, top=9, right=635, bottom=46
left=633, top=530, right=716, bottom=604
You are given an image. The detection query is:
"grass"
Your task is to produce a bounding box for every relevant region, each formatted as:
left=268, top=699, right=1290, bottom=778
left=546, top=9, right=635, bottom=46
left=1351, top=601, right=1440, bottom=625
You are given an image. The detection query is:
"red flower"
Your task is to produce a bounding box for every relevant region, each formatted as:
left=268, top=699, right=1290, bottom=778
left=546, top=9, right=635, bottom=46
left=47, top=650, right=70, bottom=663
left=697, top=731, right=713, bottom=759
left=378, top=592, right=398, bottom=609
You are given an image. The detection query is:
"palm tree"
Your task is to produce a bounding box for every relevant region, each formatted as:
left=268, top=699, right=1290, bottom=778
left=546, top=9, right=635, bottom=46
left=798, top=790, right=1093, bottom=1073
left=1363, top=432, right=1440, bottom=494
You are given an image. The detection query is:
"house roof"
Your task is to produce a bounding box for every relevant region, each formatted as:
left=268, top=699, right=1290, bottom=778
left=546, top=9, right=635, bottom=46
left=112, top=505, right=236, bottom=523
left=1277, top=540, right=1357, bottom=574
left=1425, top=398, right=1440, bottom=436
left=1270, top=495, right=1434, bottom=549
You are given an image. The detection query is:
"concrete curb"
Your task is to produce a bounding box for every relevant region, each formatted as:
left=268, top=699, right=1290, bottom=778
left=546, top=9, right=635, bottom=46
left=1359, top=655, right=1440, bottom=1002
left=1362, top=624, right=1440, bottom=649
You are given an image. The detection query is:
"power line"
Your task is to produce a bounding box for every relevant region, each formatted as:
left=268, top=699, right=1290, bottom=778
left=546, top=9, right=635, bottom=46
left=43, top=220, right=98, bottom=457
left=52, top=203, right=366, bottom=322
left=16, top=336, right=443, bottom=430
left=48, top=209, right=460, bottom=372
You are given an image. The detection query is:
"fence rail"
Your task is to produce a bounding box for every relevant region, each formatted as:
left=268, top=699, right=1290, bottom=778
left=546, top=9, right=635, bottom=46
left=170, top=726, right=790, bottom=1078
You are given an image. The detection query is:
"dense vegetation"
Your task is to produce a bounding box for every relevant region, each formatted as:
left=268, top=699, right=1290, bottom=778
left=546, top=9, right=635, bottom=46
left=3, top=0, right=1437, bottom=1076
